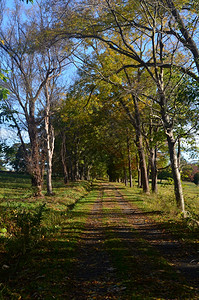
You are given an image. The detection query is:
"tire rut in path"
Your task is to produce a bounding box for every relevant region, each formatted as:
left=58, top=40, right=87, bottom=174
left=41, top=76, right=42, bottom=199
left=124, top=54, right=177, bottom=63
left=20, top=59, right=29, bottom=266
left=69, top=187, right=125, bottom=300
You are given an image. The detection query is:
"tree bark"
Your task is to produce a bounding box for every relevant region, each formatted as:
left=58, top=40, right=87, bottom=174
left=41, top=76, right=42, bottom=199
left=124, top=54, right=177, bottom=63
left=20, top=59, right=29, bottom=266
left=46, top=125, right=55, bottom=195
left=167, top=133, right=185, bottom=212
left=165, top=0, right=199, bottom=75
left=28, top=114, right=43, bottom=196
left=137, top=156, right=142, bottom=188
left=150, top=147, right=158, bottom=193
left=124, top=166, right=127, bottom=186
left=132, top=93, right=149, bottom=193
left=127, top=134, right=133, bottom=187
left=61, top=133, right=69, bottom=184
left=44, top=82, right=55, bottom=195
left=135, top=129, right=149, bottom=193
left=159, top=91, right=185, bottom=212
left=177, top=137, right=181, bottom=170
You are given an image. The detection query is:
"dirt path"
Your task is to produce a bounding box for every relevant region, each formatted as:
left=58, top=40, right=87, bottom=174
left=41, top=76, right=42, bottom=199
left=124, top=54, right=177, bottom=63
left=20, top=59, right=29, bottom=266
left=66, top=182, right=199, bottom=299
left=68, top=186, right=127, bottom=299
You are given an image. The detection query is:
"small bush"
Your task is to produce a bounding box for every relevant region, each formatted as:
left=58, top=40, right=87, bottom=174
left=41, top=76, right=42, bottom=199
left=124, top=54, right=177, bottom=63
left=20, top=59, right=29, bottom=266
left=193, top=172, right=199, bottom=185
left=1, top=203, right=47, bottom=255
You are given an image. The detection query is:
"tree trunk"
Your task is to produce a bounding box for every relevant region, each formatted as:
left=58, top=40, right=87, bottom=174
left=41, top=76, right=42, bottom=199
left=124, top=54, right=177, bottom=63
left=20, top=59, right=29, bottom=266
left=150, top=147, right=158, bottom=193
left=165, top=0, right=199, bottom=75
left=127, top=134, right=133, bottom=187
left=159, top=89, right=185, bottom=212
left=44, top=82, right=55, bottom=195
left=167, top=133, right=185, bottom=212
left=61, top=133, right=68, bottom=184
left=137, top=154, right=142, bottom=188
left=74, top=159, right=79, bottom=180
left=124, top=167, right=127, bottom=186
left=46, top=125, right=55, bottom=195
left=28, top=116, right=43, bottom=197
left=177, top=138, right=181, bottom=170
left=40, top=149, right=46, bottom=188
left=136, top=132, right=149, bottom=193
left=133, top=95, right=149, bottom=193
left=119, top=97, right=149, bottom=193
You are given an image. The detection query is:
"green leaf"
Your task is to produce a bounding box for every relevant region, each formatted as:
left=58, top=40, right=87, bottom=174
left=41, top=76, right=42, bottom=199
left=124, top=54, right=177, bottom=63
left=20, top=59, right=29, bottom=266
left=0, top=228, right=7, bottom=234
left=0, top=87, right=9, bottom=100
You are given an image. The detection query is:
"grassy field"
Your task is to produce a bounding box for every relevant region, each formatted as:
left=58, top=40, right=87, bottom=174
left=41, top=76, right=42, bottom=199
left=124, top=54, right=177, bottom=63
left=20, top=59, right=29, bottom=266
left=0, top=172, right=92, bottom=258
left=145, top=180, right=199, bottom=220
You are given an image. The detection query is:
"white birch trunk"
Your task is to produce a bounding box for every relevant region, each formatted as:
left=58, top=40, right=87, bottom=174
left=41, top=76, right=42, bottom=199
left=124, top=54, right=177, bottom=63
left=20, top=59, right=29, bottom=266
left=167, top=132, right=185, bottom=213
left=45, top=82, right=55, bottom=195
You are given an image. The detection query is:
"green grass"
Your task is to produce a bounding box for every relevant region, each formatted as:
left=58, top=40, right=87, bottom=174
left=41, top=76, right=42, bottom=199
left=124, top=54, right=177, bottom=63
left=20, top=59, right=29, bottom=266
left=0, top=172, right=91, bottom=209
left=119, top=179, right=199, bottom=220
left=0, top=172, right=92, bottom=258
left=0, top=173, right=98, bottom=299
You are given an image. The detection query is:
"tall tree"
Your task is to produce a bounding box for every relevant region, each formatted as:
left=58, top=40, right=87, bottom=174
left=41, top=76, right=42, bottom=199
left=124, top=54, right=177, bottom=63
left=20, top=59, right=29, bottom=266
left=50, top=0, right=199, bottom=212
left=0, top=2, right=69, bottom=195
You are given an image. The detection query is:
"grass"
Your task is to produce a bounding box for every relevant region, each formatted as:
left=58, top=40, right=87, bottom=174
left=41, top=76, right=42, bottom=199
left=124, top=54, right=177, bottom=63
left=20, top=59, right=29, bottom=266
left=0, top=172, right=97, bottom=299
left=0, top=172, right=92, bottom=258
left=12, top=189, right=99, bottom=299
left=118, top=179, right=199, bottom=221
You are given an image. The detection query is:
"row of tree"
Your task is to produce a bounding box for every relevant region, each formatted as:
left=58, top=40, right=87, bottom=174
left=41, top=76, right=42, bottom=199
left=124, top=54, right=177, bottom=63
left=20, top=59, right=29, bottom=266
left=0, top=0, right=199, bottom=215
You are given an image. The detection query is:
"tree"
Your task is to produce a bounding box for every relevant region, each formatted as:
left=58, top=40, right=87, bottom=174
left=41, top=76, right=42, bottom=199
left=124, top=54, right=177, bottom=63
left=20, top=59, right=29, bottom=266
left=52, top=72, right=139, bottom=184
left=0, top=70, right=9, bottom=100
left=0, top=1, right=9, bottom=101
left=0, top=0, right=33, bottom=101
left=162, top=0, right=199, bottom=80
left=0, top=2, right=69, bottom=195
left=51, top=0, right=199, bottom=213
left=66, top=37, right=151, bottom=192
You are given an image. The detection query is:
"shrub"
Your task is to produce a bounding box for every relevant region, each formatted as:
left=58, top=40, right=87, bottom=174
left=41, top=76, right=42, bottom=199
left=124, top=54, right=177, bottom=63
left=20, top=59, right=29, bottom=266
left=193, top=172, right=199, bottom=185
left=158, top=169, right=173, bottom=181
left=2, top=203, right=47, bottom=255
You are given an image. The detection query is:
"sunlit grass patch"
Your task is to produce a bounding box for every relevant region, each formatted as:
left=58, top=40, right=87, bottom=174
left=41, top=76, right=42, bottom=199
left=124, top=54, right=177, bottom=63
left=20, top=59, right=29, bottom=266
left=115, top=181, right=199, bottom=222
